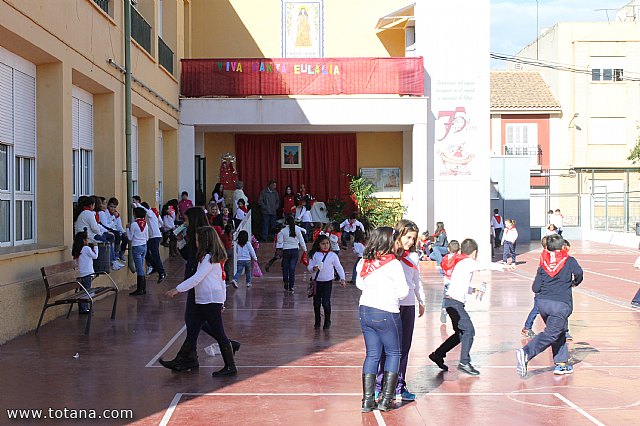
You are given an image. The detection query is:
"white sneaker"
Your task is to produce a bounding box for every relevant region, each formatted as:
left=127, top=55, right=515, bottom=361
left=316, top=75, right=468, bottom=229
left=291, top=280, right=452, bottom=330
left=147, top=266, right=154, bottom=275
left=115, top=260, right=125, bottom=267
left=246, top=283, right=252, bottom=288
left=231, top=280, right=238, bottom=289
left=111, top=262, right=122, bottom=271
left=204, top=343, right=221, bottom=357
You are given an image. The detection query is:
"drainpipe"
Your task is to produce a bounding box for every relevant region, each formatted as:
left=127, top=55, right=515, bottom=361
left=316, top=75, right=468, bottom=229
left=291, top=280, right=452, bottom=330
left=124, top=0, right=133, bottom=224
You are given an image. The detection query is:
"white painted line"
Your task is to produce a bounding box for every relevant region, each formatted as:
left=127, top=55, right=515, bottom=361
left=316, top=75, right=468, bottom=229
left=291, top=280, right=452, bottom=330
left=147, top=364, right=640, bottom=369
left=554, top=393, right=606, bottom=426
left=373, top=410, right=387, bottom=426
left=159, top=393, right=183, bottom=426
left=583, top=269, right=640, bottom=286
left=145, top=325, right=186, bottom=368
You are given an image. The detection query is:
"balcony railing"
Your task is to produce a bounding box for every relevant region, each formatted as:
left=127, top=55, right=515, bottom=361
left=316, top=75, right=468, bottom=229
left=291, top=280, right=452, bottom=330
left=158, top=37, right=174, bottom=75
left=92, top=0, right=109, bottom=14
left=504, top=144, right=542, bottom=167
left=131, top=7, right=152, bottom=55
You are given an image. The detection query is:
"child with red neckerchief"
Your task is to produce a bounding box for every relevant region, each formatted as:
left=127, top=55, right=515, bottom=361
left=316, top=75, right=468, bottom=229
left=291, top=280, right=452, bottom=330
left=429, top=238, right=514, bottom=376
left=374, top=220, right=425, bottom=403
left=307, top=234, right=346, bottom=330
left=516, top=234, right=583, bottom=378
left=438, top=239, right=460, bottom=324
left=126, top=207, right=149, bottom=296
left=356, top=227, right=409, bottom=413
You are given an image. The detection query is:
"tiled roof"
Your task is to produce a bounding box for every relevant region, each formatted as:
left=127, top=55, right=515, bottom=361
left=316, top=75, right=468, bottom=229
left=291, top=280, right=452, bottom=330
left=491, top=71, right=561, bottom=110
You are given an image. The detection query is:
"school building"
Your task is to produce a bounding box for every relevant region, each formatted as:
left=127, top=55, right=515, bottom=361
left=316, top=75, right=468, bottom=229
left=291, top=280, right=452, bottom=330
left=0, top=0, right=490, bottom=343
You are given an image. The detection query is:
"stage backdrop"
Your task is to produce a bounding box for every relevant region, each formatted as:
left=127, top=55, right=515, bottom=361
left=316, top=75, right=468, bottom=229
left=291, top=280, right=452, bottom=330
left=235, top=133, right=357, bottom=213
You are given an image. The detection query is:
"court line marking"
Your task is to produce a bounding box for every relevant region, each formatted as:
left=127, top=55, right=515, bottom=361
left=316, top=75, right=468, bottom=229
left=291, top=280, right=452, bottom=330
left=582, top=269, right=640, bottom=286
left=159, top=392, right=603, bottom=426
left=145, top=325, right=186, bottom=368
left=147, top=364, right=640, bottom=369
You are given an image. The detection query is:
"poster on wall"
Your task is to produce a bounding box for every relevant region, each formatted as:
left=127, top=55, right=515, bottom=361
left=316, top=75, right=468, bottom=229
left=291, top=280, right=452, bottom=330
left=281, top=142, right=303, bottom=169
left=282, top=1, right=324, bottom=58
left=360, top=168, right=401, bottom=198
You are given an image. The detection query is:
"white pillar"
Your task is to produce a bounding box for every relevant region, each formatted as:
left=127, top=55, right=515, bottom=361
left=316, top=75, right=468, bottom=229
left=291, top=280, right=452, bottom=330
left=195, top=131, right=205, bottom=157
left=178, top=124, right=195, bottom=199
left=404, top=124, right=431, bottom=234
left=415, top=0, right=491, bottom=260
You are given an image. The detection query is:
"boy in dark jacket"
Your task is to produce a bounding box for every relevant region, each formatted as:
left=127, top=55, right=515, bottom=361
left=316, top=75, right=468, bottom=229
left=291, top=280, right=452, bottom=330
left=516, top=234, right=583, bottom=377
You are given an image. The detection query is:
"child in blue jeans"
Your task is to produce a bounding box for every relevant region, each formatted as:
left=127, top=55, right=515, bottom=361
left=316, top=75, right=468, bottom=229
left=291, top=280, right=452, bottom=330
left=232, top=230, right=258, bottom=288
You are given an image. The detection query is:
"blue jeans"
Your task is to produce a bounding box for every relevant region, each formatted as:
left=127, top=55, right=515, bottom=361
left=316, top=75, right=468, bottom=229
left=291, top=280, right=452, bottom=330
left=234, top=259, right=252, bottom=285
left=430, top=246, right=448, bottom=266
left=503, top=241, right=516, bottom=262
left=524, top=300, right=539, bottom=330
left=523, top=298, right=571, bottom=364
left=262, top=213, right=277, bottom=242
left=359, top=305, right=402, bottom=374
left=377, top=305, right=415, bottom=393
left=351, top=257, right=361, bottom=282
left=282, top=248, right=299, bottom=290
left=131, top=244, right=147, bottom=276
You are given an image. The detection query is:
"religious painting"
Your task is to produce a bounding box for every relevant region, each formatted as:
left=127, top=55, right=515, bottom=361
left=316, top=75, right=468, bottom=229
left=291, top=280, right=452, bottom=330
left=282, top=1, right=324, bottom=58
left=360, top=168, right=401, bottom=198
left=281, top=142, right=303, bottom=169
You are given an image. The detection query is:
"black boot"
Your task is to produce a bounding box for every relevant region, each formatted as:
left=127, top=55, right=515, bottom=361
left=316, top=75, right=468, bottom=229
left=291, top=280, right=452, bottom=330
left=171, top=346, right=199, bottom=372
left=377, top=371, right=399, bottom=412
left=140, top=275, right=147, bottom=294
left=212, top=342, right=237, bottom=377
left=323, top=307, right=331, bottom=330
left=129, top=275, right=145, bottom=296
left=159, top=340, right=193, bottom=370
left=314, top=305, right=321, bottom=329
left=361, top=373, right=378, bottom=412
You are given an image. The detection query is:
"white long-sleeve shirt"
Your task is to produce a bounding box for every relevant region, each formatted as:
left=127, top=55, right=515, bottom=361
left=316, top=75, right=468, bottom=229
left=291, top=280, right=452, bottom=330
left=111, top=214, right=125, bottom=233
left=353, top=242, right=365, bottom=257
left=236, top=243, right=258, bottom=262
left=356, top=259, right=409, bottom=313
left=321, top=231, right=340, bottom=252
left=399, top=252, right=426, bottom=306
left=296, top=207, right=312, bottom=223
left=446, top=257, right=504, bottom=303
left=175, top=254, right=226, bottom=304
left=307, top=251, right=345, bottom=281
left=75, top=210, right=103, bottom=243
left=127, top=221, right=149, bottom=246
left=77, top=245, right=99, bottom=277
left=490, top=214, right=504, bottom=230
left=277, top=226, right=307, bottom=250
left=340, top=219, right=365, bottom=233
left=134, top=203, right=162, bottom=239
left=502, top=226, right=518, bottom=244
left=98, top=210, right=114, bottom=230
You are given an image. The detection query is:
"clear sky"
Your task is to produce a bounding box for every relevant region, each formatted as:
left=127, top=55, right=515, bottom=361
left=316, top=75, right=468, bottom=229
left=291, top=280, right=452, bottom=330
left=491, top=0, right=630, bottom=68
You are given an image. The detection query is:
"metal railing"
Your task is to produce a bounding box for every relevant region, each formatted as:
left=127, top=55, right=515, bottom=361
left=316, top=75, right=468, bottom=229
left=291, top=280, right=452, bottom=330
left=158, top=37, right=174, bottom=74
left=131, top=7, right=152, bottom=55
left=93, top=0, right=109, bottom=14
left=504, top=144, right=542, bottom=166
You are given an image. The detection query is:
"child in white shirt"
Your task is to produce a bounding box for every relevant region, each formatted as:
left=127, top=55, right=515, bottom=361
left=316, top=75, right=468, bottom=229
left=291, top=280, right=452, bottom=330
left=438, top=240, right=460, bottom=324
left=307, top=235, right=346, bottom=329
left=350, top=229, right=366, bottom=283
left=127, top=207, right=149, bottom=295
left=501, top=218, right=519, bottom=264
left=72, top=230, right=99, bottom=314
left=232, top=230, right=258, bottom=288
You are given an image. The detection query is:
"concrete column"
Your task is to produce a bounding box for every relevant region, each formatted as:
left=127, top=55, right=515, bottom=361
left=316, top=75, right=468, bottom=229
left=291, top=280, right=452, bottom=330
left=36, top=62, right=73, bottom=247
left=179, top=124, right=195, bottom=199
left=404, top=124, right=431, bottom=233
left=138, top=116, right=160, bottom=207
left=162, top=129, right=179, bottom=201
left=94, top=92, right=118, bottom=198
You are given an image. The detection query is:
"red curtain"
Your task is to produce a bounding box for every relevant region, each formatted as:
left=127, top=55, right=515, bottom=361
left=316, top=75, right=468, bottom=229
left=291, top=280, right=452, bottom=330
left=234, top=134, right=357, bottom=212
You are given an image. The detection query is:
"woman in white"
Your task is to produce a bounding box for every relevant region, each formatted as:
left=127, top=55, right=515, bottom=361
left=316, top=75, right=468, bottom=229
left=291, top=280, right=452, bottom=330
left=277, top=216, right=307, bottom=292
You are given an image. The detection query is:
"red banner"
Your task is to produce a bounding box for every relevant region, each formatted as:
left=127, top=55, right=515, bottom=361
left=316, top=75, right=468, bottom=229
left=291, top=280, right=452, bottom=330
left=181, top=57, right=424, bottom=97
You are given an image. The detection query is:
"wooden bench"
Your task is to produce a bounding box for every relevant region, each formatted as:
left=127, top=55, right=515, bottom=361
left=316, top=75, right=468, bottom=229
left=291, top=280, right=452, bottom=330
left=36, top=260, right=119, bottom=335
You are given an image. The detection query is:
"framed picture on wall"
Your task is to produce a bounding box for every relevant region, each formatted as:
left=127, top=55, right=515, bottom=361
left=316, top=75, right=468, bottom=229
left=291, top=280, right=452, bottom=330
left=360, top=168, right=401, bottom=198
left=281, top=142, right=303, bottom=169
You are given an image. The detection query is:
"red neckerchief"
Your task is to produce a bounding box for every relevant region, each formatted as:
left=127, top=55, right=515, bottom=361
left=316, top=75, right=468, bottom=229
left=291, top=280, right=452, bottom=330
left=168, top=206, right=174, bottom=214
left=239, top=206, right=248, bottom=213
left=360, top=254, right=397, bottom=278
left=135, top=218, right=146, bottom=232
left=494, top=214, right=502, bottom=224
left=83, top=206, right=93, bottom=211
left=95, top=212, right=101, bottom=224
left=151, top=207, right=160, bottom=218
left=220, top=259, right=226, bottom=281
left=113, top=210, right=120, bottom=219
left=441, top=253, right=470, bottom=279
left=540, top=249, right=569, bottom=277
left=399, top=251, right=418, bottom=270
left=433, top=229, right=446, bottom=238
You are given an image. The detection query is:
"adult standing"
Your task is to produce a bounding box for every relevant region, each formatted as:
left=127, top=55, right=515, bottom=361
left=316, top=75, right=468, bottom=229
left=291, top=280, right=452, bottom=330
left=277, top=216, right=307, bottom=293
left=232, top=181, right=249, bottom=216
left=282, top=185, right=296, bottom=218
left=259, top=180, right=280, bottom=242
left=490, top=209, right=504, bottom=248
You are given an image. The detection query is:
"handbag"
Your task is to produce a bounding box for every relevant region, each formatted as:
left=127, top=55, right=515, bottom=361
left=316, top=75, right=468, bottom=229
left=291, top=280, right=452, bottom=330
left=307, top=252, right=329, bottom=298
left=252, top=261, right=263, bottom=278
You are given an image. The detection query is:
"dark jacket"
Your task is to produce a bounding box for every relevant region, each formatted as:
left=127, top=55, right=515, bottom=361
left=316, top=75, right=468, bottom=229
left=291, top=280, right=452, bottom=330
left=258, top=187, right=280, bottom=215
left=532, top=256, right=583, bottom=309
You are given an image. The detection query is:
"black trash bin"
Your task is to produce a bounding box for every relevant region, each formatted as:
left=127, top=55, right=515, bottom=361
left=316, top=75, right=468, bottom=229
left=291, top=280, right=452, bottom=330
left=93, top=242, right=111, bottom=273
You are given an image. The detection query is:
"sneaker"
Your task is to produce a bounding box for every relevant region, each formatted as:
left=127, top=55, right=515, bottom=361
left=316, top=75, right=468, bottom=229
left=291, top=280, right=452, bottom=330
left=440, top=308, right=447, bottom=324
left=457, top=363, right=480, bottom=376
left=231, top=280, right=238, bottom=289
left=146, top=266, right=155, bottom=276
left=521, top=328, right=536, bottom=338
left=397, top=389, right=416, bottom=401
left=246, top=283, right=251, bottom=288
left=428, top=352, right=448, bottom=371
left=631, top=301, right=640, bottom=307
left=565, top=332, right=573, bottom=341
left=516, top=348, right=529, bottom=378
left=111, top=262, right=122, bottom=270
